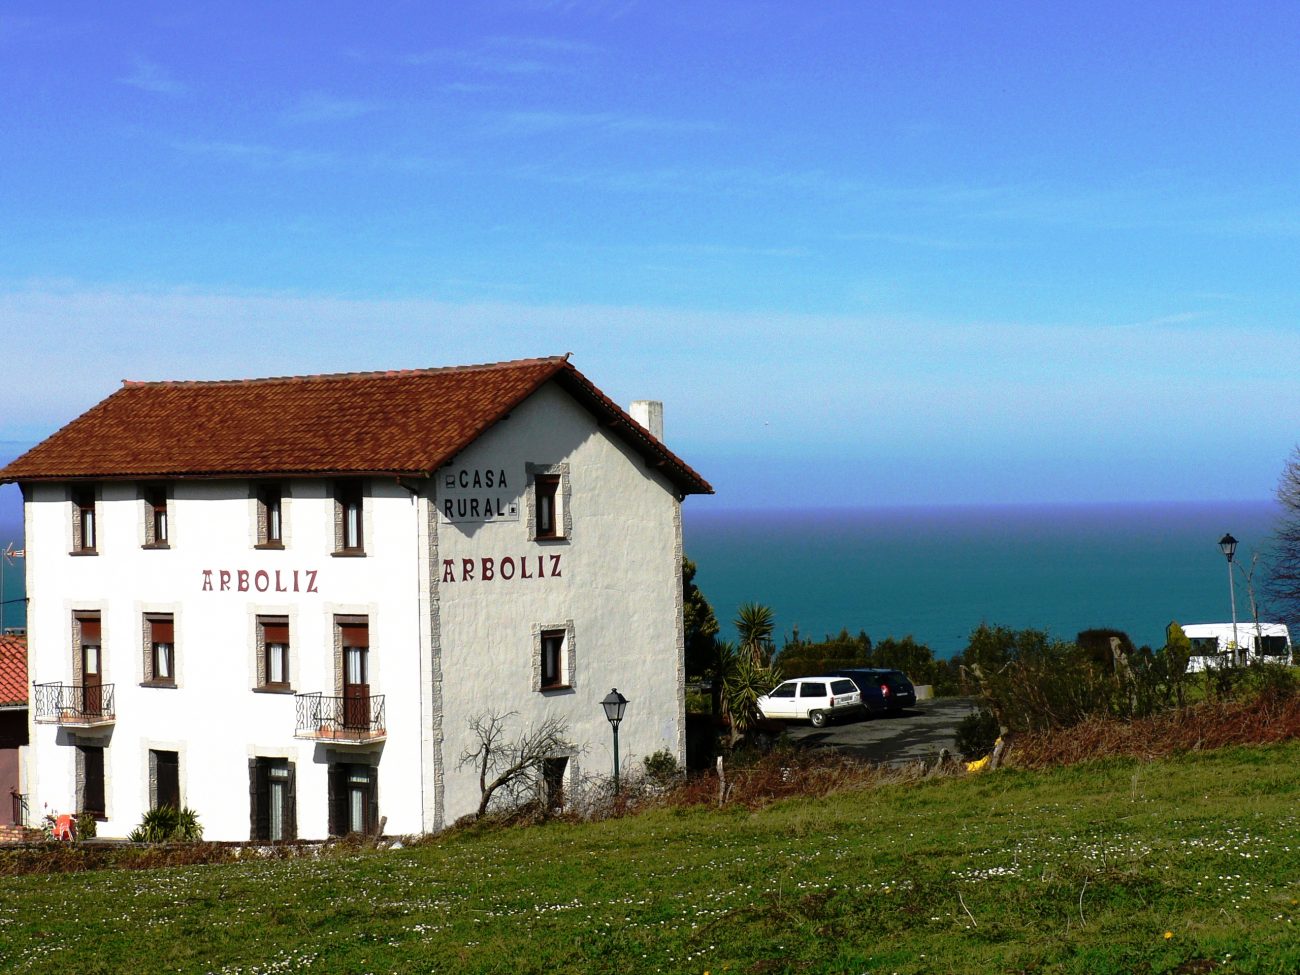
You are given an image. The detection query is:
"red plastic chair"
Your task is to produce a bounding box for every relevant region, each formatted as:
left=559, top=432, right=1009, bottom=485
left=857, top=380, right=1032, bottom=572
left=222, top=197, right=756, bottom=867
left=53, top=813, right=76, bottom=842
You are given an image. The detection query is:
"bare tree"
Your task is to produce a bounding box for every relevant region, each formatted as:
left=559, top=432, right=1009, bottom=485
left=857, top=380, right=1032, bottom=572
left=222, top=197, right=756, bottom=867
left=458, top=711, right=573, bottom=820
left=1266, top=447, right=1300, bottom=630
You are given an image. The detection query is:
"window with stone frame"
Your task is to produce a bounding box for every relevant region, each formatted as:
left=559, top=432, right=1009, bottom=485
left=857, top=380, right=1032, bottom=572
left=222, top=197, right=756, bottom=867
left=249, top=758, right=297, bottom=842
left=257, top=616, right=291, bottom=690
left=142, top=484, right=169, bottom=547
left=143, top=614, right=176, bottom=686
left=71, top=485, right=97, bottom=553
left=333, top=480, right=365, bottom=555
left=527, top=464, right=570, bottom=541
left=256, top=483, right=284, bottom=548
left=536, top=621, right=575, bottom=692
left=327, top=762, right=377, bottom=836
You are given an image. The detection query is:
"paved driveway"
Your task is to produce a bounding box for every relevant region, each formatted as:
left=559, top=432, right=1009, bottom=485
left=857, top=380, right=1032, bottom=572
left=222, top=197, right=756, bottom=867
left=781, top=696, right=980, bottom=765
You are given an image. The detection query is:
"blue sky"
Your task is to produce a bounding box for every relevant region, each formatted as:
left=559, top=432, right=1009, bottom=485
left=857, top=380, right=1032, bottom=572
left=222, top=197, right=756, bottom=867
left=4, top=1, right=1300, bottom=507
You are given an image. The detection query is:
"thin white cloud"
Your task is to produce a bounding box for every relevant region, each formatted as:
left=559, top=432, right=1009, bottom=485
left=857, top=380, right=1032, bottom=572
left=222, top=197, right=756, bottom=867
left=282, top=94, right=384, bottom=124
left=483, top=110, right=716, bottom=137
left=2, top=282, right=1296, bottom=503
left=118, top=58, right=187, bottom=96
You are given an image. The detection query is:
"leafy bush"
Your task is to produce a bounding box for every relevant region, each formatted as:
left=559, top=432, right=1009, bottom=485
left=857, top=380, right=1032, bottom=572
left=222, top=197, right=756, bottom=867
left=642, top=750, right=681, bottom=788
left=127, top=806, right=204, bottom=843
left=75, top=812, right=97, bottom=839
left=1240, top=661, right=1299, bottom=701
left=954, top=708, right=1000, bottom=761
left=684, top=689, right=711, bottom=714
left=960, top=625, right=1113, bottom=733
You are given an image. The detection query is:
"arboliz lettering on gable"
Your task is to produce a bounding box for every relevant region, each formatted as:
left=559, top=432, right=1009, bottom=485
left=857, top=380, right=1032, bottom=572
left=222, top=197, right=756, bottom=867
left=439, top=553, right=563, bottom=583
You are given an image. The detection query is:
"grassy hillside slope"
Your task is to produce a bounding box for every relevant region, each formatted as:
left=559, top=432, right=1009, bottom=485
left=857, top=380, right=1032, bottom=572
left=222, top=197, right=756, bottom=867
left=3, top=743, right=1299, bottom=974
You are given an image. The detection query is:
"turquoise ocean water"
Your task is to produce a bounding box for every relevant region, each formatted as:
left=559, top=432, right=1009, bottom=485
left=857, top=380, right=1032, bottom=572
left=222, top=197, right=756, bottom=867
left=0, top=494, right=1283, bottom=653
left=684, top=501, right=1282, bottom=659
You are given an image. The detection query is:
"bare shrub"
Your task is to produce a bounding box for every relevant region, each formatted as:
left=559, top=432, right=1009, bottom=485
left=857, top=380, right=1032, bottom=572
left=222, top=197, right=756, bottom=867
left=457, top=711, right=574, bottom=821
left=1009, top=693, right=1300, bottom=769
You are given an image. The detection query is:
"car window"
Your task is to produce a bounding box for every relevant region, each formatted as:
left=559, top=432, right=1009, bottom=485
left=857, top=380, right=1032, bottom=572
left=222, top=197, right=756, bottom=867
left=799, top=682, right=827, bottom=697
left=831, top=679, right=856, bottom=694
left=770, top=682, right=797, bottom=698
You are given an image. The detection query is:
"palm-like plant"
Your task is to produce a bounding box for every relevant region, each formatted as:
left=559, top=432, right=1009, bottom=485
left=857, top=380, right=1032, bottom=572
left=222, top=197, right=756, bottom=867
left=735, top=602, right=776, bottom=667
left=716, top=639, right=782, bottom=744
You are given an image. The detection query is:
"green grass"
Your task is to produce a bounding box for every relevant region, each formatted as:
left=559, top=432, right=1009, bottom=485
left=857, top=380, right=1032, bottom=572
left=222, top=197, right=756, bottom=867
left=4, top=744, right=1300, bottom=974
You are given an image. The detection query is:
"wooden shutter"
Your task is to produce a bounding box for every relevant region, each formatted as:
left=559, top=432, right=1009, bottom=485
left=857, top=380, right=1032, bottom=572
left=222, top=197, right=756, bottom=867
left=327, top=764, right=347, bottom=837
left=286, top=762, right=298, bottom=841
left=78, top=617, right=101, bottom=642
left=151, top=618, right=174, bottom=643
left=367, top=766, right=379, bottom=836
left=340, top=624, right=368, bottom=648
left=262, top=622, right=289, bottom=644
left=248, top=759, right=265, bottom=841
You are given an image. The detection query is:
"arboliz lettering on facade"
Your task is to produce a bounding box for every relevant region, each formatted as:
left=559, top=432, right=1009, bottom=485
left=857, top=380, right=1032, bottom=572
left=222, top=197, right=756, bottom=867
left=201, top=568, right=319, bottom=593
left=440, top=553, right=562, bottom=583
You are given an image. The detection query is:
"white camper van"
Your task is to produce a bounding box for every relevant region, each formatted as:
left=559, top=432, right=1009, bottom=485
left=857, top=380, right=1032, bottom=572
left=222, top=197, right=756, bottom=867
left=1182, top=623, right=1293, bottom=671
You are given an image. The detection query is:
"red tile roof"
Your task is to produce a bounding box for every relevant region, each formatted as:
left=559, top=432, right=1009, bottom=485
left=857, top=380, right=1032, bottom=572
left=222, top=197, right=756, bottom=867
left=0, top=357, right=712, bottom=494
left=0, top=635, right=26, bottom=708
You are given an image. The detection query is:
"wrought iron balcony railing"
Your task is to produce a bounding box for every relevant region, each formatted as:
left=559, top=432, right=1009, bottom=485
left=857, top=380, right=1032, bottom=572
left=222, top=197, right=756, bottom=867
left=294, top=691, right=386, bottom=744
left=33, top=682, right=116, bottom=727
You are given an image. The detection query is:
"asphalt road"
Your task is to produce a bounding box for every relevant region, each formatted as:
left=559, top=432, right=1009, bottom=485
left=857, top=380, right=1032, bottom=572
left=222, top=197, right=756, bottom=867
left=781, top=696, right=980, bottom=765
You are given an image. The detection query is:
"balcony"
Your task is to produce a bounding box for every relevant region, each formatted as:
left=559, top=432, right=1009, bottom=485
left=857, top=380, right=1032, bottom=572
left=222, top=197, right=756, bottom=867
left=294, top=692, right=386, bottom=745
left=33, top=682, right=116, bottom=728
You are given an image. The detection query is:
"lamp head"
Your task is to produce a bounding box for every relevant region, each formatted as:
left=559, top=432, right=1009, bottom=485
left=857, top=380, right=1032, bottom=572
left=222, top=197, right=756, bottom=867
left=601, top=688, right=628, bottom=728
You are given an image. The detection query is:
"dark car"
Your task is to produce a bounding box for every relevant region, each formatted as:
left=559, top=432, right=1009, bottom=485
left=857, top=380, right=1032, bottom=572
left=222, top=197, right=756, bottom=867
left=829, top=668, right=917, bottom=715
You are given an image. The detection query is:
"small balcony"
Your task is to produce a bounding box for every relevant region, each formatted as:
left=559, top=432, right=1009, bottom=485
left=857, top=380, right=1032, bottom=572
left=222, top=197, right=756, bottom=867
left=33, top=682, right=116, bottom=728
left=294, top=691, right=386, bottom=745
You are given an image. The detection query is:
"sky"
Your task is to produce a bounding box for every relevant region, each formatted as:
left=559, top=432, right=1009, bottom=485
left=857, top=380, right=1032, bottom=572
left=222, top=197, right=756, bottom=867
left=4, top=1, right=1300, bottom=509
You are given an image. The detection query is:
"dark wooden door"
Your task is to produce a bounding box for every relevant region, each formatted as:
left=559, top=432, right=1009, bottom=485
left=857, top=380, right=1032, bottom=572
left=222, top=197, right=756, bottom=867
left=154, top=751, right=179, bottom=810
left=343, top=646, right=369, bottom=730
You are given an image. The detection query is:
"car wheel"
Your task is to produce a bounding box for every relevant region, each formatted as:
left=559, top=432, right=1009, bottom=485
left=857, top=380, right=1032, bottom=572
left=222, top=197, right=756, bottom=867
left=810, top=710, right=827, bottom=728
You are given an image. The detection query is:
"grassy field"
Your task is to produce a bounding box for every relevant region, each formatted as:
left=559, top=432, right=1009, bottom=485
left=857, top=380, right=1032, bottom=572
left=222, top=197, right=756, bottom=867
left=3, top=743, right=1299, bottom=974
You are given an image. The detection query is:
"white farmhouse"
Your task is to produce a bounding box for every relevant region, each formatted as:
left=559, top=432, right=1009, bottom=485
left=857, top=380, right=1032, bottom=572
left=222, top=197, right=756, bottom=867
left=1, top=356, right=711, bottom=840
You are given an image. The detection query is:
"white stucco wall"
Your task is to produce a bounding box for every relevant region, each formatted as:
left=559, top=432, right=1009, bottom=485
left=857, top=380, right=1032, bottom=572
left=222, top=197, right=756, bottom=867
left=433, top=382, right=684, bottom=825
left=24, top=477, right=428, bottom=839
left=22, top=377, right=689, bottom=838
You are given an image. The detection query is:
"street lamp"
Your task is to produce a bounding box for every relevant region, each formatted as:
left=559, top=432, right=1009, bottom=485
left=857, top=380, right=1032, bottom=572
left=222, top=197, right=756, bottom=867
left=600, top=688, right=628, bottom=794
left=1219, top=533, right=1239, bottom=664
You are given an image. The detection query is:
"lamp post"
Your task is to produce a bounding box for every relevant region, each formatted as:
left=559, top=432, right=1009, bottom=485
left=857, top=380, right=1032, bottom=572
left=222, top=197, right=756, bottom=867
left=601, top=688, right=628, bottom=794
left=1219, top=533, right=1239, bottom=664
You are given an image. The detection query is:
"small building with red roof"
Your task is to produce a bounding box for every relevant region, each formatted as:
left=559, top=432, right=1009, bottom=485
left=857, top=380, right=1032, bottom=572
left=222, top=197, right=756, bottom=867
left=0, top=634, right=28, bottom=827
left=1, top=356, right=709, bottom=839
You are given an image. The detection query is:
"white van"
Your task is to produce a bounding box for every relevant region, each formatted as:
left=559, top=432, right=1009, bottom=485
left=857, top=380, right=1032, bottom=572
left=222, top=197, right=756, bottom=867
left=757, top=676, right=863, bottom=728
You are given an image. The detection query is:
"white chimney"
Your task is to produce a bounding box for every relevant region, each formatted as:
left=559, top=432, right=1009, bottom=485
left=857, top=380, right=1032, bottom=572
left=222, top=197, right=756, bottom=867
left=630, top=400, right=664, bottom=441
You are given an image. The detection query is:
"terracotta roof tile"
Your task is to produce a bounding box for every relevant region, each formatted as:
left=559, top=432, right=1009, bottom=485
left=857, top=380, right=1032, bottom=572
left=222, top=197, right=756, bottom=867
left=0, top=635, right=26, bottom=707
left=0, top=357, right=712, bottom=494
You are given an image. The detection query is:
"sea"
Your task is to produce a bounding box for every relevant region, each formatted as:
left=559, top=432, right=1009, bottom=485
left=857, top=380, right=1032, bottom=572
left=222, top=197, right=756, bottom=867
left=684, top=500, right=1283, bottom=659
left=0, top=481, right=1283, bottom=656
